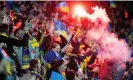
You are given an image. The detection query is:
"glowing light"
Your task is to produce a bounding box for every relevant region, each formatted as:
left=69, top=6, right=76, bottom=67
left=74, top=5, right=86, bottom=17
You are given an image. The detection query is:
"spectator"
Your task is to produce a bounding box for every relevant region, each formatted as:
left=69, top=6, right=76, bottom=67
left=43, top=43, right=62, bottom=63
left=21, top=59, right=42, bottom=80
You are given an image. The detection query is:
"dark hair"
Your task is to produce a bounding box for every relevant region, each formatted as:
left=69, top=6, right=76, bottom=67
left=13, top=14, right=22, bottom=24
left=0, top=24, right=8, bottom=32
left=29, top=59, right=39, bottom=70
left=37, top=21, right=42, bottom=25
left=66, top=70, right=76, bottom=80
left=14, top=28, right=21, bottom=37
left=51, top=43, right=60, bottom=49
left=51, top=59, right=63, bottom=70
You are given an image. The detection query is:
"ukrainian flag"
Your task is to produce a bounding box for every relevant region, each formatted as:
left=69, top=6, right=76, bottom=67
left=110, top=0, right=116, bottom=8
left=54, top=20, right=68, bottom=38
left=57, top=2, right=69, bottom=13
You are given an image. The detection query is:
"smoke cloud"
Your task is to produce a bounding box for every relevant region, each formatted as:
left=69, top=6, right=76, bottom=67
left=84, top=6, right=132, bottom=70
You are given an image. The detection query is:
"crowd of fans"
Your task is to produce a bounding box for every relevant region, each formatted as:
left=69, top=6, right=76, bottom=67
left=0, top=1, right=133, bottom=80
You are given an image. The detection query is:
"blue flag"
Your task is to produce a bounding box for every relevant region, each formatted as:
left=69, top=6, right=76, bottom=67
left=6, top=1, right=20, bottom=13
left=22, top=48, right=30, bottom=64
left=54, top=20, right=68, bottom=35
left=6, top=1, right=13, bottom=10
left=50, top=71, right=64, bottom=80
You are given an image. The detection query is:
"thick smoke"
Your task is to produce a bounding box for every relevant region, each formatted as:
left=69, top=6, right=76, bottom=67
left=85, top=6, right=131, bottom=70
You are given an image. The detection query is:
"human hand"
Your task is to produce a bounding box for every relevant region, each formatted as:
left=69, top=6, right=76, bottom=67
left=54, top=30, right=62, bottom=36
left=63, top=55, right=69, bottom=65
left=123, top=71, right=128, bottom=77
left=77, top=37, right=82, bottom=42
left=2, top=14, right=9, bottom=24
left=64, top=55, right=69, bottom=60
left=58, top=62, right=67, bottom=73
left=0, top=7, right=8, bottom=17
left=72, top=31, right=76, bottom=35
left=86, top=48, right=90, bottom=53
left=90, top=44, right=99, bottom=52
left=92, top=67, right=99, bottom=73
left=129, top=57, right=133, bottom=62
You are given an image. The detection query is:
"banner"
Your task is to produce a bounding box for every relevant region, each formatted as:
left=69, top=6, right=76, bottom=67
left=54, top=20, right=68, bottom=37
left=28, top=37, right=39, bottom=59
left=22, top=48, right=30, bottom=64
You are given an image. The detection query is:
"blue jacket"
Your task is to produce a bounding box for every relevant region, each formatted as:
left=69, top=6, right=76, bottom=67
left=43, top=50, right=62, bottom=63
